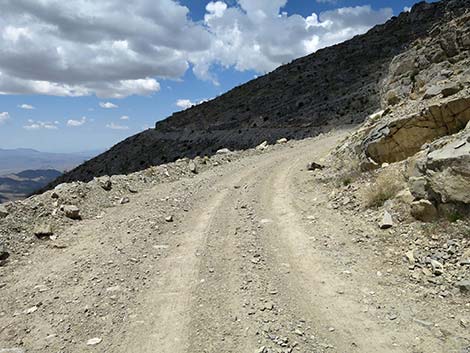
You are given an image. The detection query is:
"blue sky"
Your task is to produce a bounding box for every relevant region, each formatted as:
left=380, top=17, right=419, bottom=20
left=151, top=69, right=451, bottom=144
left=0, top=0, right=426, bottom=153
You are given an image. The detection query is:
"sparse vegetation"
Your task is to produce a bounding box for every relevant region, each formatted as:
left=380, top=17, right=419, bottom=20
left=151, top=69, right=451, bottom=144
left=364, top=168, right=405, bottom=208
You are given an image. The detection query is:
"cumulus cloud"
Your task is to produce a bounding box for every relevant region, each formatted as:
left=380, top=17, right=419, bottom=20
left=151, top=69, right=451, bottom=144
left=67, top=116, right=87, bottom=127
left=100, top=102, right=119, bottom=109
left=19, top=104, right=35, bottom=110
left=176, top=99, right=194, bottom=110
left=23, top=119, right=59, bottom=130
left=0, top=0, right=392, bottom=96
left=106, top=122, right=129, bottom=130
left=176, top=98, right=212, bottom=110
left=0, top=112, right=10, bottom=124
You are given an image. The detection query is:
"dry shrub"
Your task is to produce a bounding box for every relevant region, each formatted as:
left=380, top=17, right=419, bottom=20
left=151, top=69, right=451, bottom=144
left=364, top=168, right=405, bottom=208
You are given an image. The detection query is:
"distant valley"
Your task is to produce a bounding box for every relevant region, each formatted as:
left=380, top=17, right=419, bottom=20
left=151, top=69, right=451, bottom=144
left=0, top=169, right=62, bottom=203
left=0, top=148, right=101, bottom=203
left=0, top=148, right=100, bottom=175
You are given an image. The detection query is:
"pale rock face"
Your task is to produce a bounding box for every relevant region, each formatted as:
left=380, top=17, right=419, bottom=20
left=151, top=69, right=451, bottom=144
left=364, top=96, right=470, bottom=164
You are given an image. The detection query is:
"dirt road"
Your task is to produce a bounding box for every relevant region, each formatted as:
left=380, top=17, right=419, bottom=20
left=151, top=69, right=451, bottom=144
left=0, top=131, right=466, bottom=352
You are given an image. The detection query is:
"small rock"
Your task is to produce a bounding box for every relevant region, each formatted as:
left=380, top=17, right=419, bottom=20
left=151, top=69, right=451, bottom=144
left=430, top=259, right=443, bottom=276
left=51, top=191, right=59, bottom=199
left=189, top=161, right=198, bottom=174
left=0, top=243, right=10, bottom=266
left=98, top=176, right=112, bottom=191
left=63, top=205, right=80, bottom=220
left=86, top=337, right=102, bottom=346
left=379, top=210, right=393, bottom=229
left=256, top=141, right=268, bottom=151
left=404, top=250, right=416, bottom=266
left=276, top=138, right=288, bottom=144
left=216, top=148, right=231, bottom=154
left=119, top=197, right=130, bottom=205
left=460, top=318, right=469, bottom=328
left=25, top=306, right=38, bottom=314
left=306, top=161, right=325, bottom=171
left=0, top=204, right=8, bottom=219
left=410, top=200, right=437, bottom=222
left=34, top=224, right=53, bottom=238
left=165, top=215, right=174, bottom=223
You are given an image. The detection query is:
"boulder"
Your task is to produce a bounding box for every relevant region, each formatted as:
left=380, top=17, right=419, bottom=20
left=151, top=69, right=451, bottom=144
left=63, top=205, right=81, bottom=220
left=423, top=85, right=442, bottom=99
left=276, top=138, right=288, bottom=144
left=410, top=200, right=438, bottom=222
left=441, top=82, right=462, bottom=97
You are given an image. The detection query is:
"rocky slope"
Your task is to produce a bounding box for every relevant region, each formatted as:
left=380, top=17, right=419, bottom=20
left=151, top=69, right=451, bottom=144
left=42, top=0, right=470, bottom=190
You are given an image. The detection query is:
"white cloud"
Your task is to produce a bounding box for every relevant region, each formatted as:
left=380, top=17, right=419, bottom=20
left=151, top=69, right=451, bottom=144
left=120, top=115, right=130, bottom=120
left=19, top=104, right=35, bottom=110
left=176, top=99, right=194, bottom=110
left=404, top=6, right=412, bottom=12
left=0, top=112, right=10, bottom=124
left=176, top=98, right=212, bottom=110
left=23, top=119, right=59, bottom=130
left=106, top=122, right=129, bottom=130
left=99, top=102, right=119, bottom=109
left=0, top=0, right=392, bottom=95
left=67, top=116, right=87, bottom=127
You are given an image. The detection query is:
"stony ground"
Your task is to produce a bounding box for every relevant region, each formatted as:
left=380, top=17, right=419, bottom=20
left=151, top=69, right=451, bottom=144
left=0, top=130, right=469, bottom=353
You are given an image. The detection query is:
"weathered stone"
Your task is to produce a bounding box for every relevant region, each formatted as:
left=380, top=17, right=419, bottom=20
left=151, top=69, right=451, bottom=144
left=98, top=176, right=112, bottom=191
left=188, top=161, right=197, bottom=174
left=441, top=83, right=462, bottom=97
left=410, top=200, right=438, bottom=222
left=256, top=141, right=268, bottom=151
left=119, top=197, right=130, bottom=205
left=364, top=96, right=470, bottom=164
left=455, top=280, right=470, bottom=293
left=379, top=210, right=393, bottom=229
left=306, top=162, right=325, bottom=171
left=408, top=177, right=428, bottom=200
left=276, top=138, right=288, bottom=144
left=0, top=205, right=8, bottom=219
left=423, top=85, right=442, bottom=99
left=216, top=148, right=231, bottom=155
left=430, top=259, right=443, bottom=275
left=86, top=338, right=102, bottom=346
left=165, top=215, right=174, bottom=222
left=34, top=224, right=53, bottom=237
left=63, top=205, right=81, bottom=220
left=0, top=243, right=10, bottom=266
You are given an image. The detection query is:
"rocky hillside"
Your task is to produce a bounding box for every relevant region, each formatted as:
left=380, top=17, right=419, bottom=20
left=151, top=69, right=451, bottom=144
left=42, top=0, right=470, bottom=190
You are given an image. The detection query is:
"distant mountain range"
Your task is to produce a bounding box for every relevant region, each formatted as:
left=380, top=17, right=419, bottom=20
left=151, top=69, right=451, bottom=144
left=0, top=148, right=101, bottom=175
left=0, top=169, right=62, bottom=203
